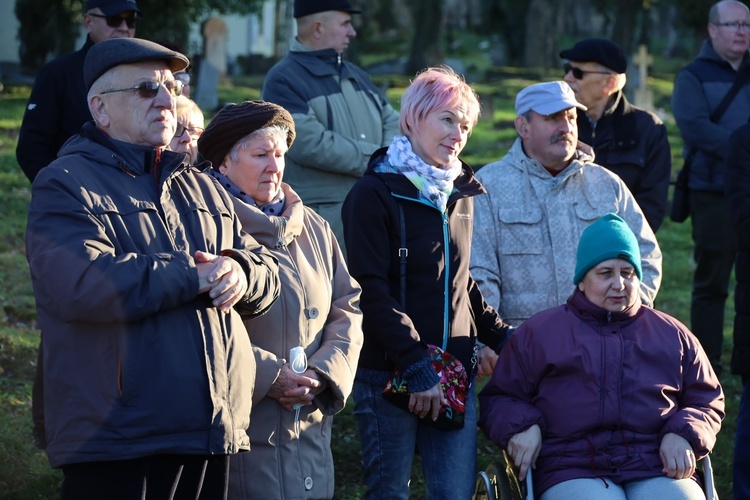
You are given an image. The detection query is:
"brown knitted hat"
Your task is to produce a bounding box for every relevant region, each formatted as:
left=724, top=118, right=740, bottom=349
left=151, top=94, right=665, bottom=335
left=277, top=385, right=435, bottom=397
left=197, top=100, right=296, bottom=169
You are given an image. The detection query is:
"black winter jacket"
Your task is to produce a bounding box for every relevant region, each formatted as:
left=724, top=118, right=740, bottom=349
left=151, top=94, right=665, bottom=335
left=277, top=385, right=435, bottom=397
left=726, top=123, right=750, bottom=376
left=17, top=37, right=95, bottom=182
left=342, top=148, right=511, bottom=388
left=672, top=40, right=750, bottom=193
left=578, top=91, right=671, bottom=232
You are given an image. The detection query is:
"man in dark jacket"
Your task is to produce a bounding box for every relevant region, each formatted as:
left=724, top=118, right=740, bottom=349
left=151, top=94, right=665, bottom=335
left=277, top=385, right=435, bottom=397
left=560, top=38, right=671, bottom=232
left=672, top=0, right=750, bottom=376
left=20, top=0, right=140, bottom=452
left=725, top=122, right=750, bottom=500
left=260, top=0, right=399, bottom=253
left=25, top=38, right=280, bottom=499
left=16, top=0, right=139, bottom=183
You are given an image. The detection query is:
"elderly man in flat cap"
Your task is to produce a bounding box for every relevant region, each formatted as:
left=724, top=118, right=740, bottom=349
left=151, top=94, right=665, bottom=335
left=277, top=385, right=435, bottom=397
left=25, top=38, right=280, bottom=500
left=21, top=2, right=141, bottom=450
left=260, top=0, right=399, bottom=255
left=559, top=38, right=672, bottom=232
left=471, top=81, right=661, bottom=331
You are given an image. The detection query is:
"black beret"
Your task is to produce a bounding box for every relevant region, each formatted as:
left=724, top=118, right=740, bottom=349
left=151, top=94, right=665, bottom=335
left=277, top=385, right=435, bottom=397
left=559, top=38, right=627, bottom=74
left=84, top=38, right=189, bottom=90
left=85, top=0, right=141, bottom=15
left=198, top=100, right=296, bottom=170
left=294, top=0, right=361, bottom=18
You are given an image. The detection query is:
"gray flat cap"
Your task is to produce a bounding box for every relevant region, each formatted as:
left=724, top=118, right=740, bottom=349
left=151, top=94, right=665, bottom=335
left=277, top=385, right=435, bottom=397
left=84, top=38, right=189, bottom=90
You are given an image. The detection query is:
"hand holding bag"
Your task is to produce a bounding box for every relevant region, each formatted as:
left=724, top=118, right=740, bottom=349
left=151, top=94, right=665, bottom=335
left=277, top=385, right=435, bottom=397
left=382, top=345, right=469, bottom=431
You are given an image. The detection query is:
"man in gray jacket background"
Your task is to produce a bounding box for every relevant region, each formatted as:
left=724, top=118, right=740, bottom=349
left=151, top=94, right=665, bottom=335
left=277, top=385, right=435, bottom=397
left=672, top=0, right=750, bottom=376
left=26, top=38, right=280, bottom=499
left=470, top=81, right=661, bottom=327
left=261, top=0, right=400, bottom=252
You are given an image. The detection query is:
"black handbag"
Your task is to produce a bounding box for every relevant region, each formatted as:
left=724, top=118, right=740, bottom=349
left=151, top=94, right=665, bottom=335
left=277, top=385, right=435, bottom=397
left=670, top=153, right=693, bottom=223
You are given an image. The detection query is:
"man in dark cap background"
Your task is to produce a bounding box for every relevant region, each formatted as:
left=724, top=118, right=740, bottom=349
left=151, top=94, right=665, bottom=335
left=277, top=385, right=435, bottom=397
left=672, top=0, right=750, bottom=382
left=25, top=37, right=280, bottom=499
left=559, top=38, right=671, bottom=232
left=16, top=0, right=140, bottom=183
left=261, top=0, right=399, bottom=254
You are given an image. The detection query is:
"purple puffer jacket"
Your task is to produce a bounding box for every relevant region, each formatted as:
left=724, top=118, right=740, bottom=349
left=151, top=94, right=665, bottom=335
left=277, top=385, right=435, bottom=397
left=478, top=288, right=724, bottom=495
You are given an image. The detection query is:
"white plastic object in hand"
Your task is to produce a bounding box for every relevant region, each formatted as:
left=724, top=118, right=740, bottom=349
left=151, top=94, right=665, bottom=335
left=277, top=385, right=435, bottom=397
left=289, top=346, right=307, bottom=439
left=290, top=346, right=308, bottom=374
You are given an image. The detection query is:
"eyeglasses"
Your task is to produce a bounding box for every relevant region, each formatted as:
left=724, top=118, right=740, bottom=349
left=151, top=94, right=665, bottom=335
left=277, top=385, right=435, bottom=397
left=713, top=21, right=750, bottom=31
left=175, top=123, right=204, bottom=139
left=564, top=63, right=614, bottom=80
left=88, top=13, right=138, bottom=29
left=100, top=80, right=184, bottom=98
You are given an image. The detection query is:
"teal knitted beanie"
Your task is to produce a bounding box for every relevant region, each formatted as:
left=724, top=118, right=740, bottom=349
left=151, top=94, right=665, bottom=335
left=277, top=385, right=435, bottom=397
left=573, top=213, right=642, bottom=284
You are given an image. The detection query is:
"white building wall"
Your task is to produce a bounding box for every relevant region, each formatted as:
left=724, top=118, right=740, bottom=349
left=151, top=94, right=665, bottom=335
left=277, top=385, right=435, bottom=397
left=0, top=1, right=20, bottom=64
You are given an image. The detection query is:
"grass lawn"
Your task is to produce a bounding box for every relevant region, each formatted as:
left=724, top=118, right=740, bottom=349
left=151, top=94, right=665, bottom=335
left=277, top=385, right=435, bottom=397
left=0, top=73, right=742, bottom=499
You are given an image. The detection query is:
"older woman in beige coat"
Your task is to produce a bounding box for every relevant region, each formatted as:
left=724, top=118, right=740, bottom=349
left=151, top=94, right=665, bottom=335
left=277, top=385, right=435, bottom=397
left=198, top=100, right=363, bottom=500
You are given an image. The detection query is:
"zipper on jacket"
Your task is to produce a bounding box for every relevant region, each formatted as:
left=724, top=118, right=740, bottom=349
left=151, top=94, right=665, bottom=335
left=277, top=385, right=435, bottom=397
left=153, top=148, right=162, bottom=186
left=276, top=218, right=287, bottom=249
left=392, top=192, right=452, bottom=351
left=441, top=213, right=450, bottom=351
left=116, top=156, right=137, bottom=178
left=117, top=357, right=123, bottom=396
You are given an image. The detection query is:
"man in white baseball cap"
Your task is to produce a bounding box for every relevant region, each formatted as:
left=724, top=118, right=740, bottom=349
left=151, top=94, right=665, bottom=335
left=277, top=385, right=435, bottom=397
left=470, top=80, right=661, bottom=336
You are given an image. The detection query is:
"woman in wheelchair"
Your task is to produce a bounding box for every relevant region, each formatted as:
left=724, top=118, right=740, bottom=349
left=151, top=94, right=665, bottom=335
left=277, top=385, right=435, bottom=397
left=478, top=213, right=724, bottom=499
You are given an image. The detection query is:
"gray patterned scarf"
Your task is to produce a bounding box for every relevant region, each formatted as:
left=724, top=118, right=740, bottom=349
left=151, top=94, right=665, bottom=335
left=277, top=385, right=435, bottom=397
left=386, top=135, right=461, bottom=213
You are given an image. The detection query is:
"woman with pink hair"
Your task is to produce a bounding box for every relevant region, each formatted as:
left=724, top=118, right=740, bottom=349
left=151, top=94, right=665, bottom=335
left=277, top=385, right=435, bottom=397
left=342, top=66, right=513, bottom=499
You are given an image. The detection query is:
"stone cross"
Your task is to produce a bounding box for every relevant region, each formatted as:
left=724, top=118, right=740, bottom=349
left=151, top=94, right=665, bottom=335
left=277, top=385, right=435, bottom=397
left=632, top=44, right=654, bottom=110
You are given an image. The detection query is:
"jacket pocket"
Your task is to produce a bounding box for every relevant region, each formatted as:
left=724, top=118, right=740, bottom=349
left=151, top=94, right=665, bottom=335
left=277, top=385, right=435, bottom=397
left=497, top=207, right=544, bottom=255
left=179, top=198, right=234, bottom=251
left=606, top=149, right=646, bottom=168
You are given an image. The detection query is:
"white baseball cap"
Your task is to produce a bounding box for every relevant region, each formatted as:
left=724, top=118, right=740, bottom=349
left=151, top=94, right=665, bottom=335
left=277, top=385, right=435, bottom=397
left=515, top=81, right=587, bottom=116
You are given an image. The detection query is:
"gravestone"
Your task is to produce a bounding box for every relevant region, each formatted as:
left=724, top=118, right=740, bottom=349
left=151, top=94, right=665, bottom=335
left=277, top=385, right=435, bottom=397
left=194, top=17, right=227, bottom=112
left=633, top=44, right=654, bottom=111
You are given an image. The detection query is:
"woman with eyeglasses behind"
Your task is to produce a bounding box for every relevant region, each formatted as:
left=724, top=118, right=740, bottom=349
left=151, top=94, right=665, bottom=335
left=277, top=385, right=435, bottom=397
left=174, top=71, right=191, bottom=98
left=169, top=95, right=204, bottom=165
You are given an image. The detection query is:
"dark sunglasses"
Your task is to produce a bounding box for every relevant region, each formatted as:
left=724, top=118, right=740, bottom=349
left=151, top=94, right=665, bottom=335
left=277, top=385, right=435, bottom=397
left=88, top=12, right=138, bottom=29
left=100, top=80, right=184, bottom=98
left=175, top=123, right=204, bottom=138
left=563, top=62, right=613, bottom=80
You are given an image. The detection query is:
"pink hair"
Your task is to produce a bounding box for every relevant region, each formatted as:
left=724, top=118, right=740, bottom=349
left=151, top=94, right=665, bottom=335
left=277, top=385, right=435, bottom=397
left=399, top=66, right=481, bottom=137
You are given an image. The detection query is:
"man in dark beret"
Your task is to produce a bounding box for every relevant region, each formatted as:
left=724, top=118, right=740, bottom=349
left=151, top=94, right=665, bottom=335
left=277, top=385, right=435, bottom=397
left=17, top=0, right=141, bottom=184
left=261, top=0, right=399, bottom=255
left=559, top=38, right=671, bottom=233
left=20, top=0, right=142, bottom=454
left=25, top=37, right=280, bottom=499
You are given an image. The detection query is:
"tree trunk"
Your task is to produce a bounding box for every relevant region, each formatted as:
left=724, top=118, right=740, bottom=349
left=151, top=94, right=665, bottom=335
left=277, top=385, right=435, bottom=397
left=610, top=0, right=640, bottom=56
left=523, top=0, right=556, bottom=69
left=406, top=0, right=444, bottom=75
